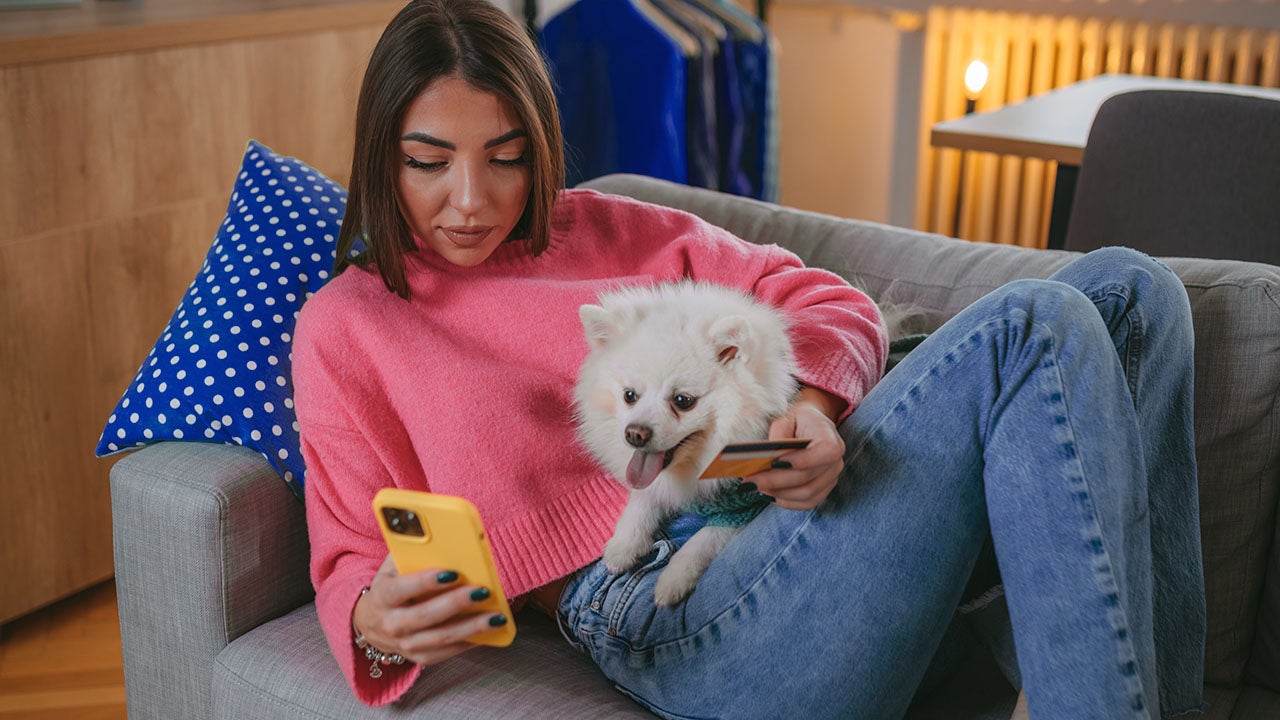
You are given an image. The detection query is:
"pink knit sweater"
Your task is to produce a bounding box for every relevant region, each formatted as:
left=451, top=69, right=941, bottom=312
left=292, top=189, right=887, bottom=705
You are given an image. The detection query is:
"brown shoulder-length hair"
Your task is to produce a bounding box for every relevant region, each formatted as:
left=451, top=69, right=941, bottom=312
left=335, top=0, right=565, bottom=299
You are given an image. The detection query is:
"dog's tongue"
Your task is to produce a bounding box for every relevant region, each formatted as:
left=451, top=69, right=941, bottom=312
left=626, top=450, right=666, bottom=490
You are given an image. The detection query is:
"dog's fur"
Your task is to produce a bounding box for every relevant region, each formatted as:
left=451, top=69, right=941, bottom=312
left=574, top=282, right=798, bottom=606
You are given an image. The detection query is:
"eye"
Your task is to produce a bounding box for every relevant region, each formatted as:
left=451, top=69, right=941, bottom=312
left=672, top=393, right=697, bottom=411
left=491, top=155, right=529, bottom=168
left=623, top=389, right=638, bottom=405
left=404, top=155, right=445, bottom=172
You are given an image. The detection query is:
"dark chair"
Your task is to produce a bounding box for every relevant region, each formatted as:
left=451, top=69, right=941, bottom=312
left=1064, top=89, right=1280, bottom=265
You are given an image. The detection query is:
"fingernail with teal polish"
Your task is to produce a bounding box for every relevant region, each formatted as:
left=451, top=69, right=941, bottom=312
left=771, top=460, right=792, bottom=470
left=470, top=587, right=491, bottom=602
left=739, top=482, right=758, bottom=493
left=763, top=494, right=776, bottom=503
left=437, top=571, right=459, bottom=584
left=488, top=614, right=508, bottom=627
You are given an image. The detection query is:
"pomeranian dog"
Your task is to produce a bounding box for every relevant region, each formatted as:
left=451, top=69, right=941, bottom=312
left=574, top=281, right=798, bottom=606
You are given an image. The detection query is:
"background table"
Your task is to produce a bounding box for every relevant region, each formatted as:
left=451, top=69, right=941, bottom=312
left=931, top=74, right=1280, bottom=248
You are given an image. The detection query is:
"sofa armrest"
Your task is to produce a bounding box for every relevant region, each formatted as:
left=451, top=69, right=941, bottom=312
left=110, top=441, right=312, bottom=720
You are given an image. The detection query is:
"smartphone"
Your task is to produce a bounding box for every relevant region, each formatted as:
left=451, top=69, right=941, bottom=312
left=372, top=488, right=516, bottom=647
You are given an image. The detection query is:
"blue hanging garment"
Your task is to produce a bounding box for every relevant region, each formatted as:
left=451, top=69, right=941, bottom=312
left=686, top=0, right=770, bottom=200
left=653, top=0, right=721, bottom=190
left=762, top=30, right=780, bottom=202
left=541, top=0, right=688, bottom=186
left=732, top=22, right=771, bottom=201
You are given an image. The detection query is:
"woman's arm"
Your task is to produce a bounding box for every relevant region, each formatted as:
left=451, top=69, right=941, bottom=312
left=745, top=247, right=888, bottom=420
left=295, top=301, right=500, bottom=706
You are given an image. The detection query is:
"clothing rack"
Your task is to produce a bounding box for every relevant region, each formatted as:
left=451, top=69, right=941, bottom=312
left=528, top=0, right=778, bottom=202
left=521, top=0, right=768, bottom=34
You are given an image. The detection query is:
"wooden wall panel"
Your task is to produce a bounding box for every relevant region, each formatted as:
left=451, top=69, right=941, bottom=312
left=0, top=226, right=113, bottom=614
left=0, top=198, right=241, bottom=623
left=0, top=29, right=374, bottom=244
left=1, top=20, right=381, bottom=624
left=772, top=4, right=901, bottom=223
left=242, top=27, right=382, bottom=180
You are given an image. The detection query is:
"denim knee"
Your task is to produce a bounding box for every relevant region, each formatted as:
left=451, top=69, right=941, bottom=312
left=987, top=278, right=1101, bottom=330
left=1062, top=247, right=1189, bottom=313
left=1051, top=247, right=1194, bottom=354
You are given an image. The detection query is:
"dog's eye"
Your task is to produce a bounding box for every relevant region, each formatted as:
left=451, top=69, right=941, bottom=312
left=623, top=389, right=638, bottom=405
left=672, top=393, right=697, bottom=411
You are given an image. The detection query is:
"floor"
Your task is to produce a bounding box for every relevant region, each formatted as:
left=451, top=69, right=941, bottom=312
left=0, top=580, right=127, bottom=719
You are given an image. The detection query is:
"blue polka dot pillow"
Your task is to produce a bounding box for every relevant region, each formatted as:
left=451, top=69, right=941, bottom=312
left=96, top=140, right=360, bottom=500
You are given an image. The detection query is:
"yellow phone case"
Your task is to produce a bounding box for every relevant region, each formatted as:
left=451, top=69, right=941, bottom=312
left=372, top=488, right=516, bottom=647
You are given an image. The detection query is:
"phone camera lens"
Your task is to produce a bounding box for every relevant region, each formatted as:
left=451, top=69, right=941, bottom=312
left=381, top=506, right=425, bottom=537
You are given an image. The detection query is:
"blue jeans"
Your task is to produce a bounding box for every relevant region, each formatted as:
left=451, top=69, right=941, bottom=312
left=557, top=248, right=1206, bottom=720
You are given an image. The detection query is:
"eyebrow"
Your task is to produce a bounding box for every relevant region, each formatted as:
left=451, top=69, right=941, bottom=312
left=400, top=128, right=528, bottom=150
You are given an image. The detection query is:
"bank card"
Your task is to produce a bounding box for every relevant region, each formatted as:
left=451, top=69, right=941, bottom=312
left=698, top=439, right=812, bottom=479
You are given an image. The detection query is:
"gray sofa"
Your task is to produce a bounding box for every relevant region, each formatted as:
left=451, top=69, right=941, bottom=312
left=111, top=173, right=1280, bottom=719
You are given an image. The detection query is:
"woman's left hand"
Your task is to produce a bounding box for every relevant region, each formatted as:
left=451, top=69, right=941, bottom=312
left=746, top=387, right=847, bottom=510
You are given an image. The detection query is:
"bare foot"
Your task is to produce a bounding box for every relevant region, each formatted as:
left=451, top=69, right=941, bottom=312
left=1010, top=690, right=1029, bottom=720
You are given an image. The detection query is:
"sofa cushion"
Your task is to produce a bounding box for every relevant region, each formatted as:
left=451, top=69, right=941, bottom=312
left=212, top=604, right=653, bottom=719
left=96, top=140, right=357, bottom=499
left=1169, top=260, right=1280, bottom=689
left=1230, top=683, right=1280, bottom=718
left=578, top=174, right=1280, bottom=689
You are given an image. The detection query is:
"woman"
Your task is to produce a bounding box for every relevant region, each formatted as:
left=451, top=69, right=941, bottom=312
left=292, top=1, right=1206, bottom=717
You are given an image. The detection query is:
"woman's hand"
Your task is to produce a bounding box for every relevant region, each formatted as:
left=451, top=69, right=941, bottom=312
left=352, top=555, right=506, bottom=666
left=746, top=387, right=847, bottom=510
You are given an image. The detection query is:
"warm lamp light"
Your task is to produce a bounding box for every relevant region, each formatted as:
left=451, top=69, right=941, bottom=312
left=964, top=60, right=989, bottom=100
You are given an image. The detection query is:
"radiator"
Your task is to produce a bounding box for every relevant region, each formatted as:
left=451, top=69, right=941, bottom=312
left=914, top=7, right=1280, bottom=247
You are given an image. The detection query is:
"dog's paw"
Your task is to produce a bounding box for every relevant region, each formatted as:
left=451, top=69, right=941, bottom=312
left=652, top=564, right=701, bottom=607
left=602, top=534, right=651, bottom=574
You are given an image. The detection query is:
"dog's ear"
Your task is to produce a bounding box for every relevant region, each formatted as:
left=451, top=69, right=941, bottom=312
left=579, top=305, right=619, bottom=349
left=710, top=316, right=753, bottom=365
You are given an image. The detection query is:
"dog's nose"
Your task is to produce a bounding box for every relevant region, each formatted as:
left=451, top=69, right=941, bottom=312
left=625, top=424, right=652, bottom=448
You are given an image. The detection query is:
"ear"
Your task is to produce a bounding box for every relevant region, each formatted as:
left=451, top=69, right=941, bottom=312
left=710, top=315, right=753, bottom=365
left=579, top=305, right=619, bottom=350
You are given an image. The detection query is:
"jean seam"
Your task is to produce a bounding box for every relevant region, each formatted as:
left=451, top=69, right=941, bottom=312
left=588, top=541, right=674, bottom=638
left=910, top=304, right=1150, bottom=716
left=609, top=548, right=666, bottom=637
left=1082, top=283, right=1144, bottom=404
left=1041, top=316, right=1150, bottom=718
left=556, top=565, right=591, bottom=652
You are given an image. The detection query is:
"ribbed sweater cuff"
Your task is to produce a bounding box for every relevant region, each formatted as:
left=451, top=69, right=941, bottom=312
left=328, top=576, right=424, bottom=707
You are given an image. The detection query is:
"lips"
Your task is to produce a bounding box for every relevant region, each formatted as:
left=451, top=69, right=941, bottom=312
left=441, top=226, right=493, bottom=247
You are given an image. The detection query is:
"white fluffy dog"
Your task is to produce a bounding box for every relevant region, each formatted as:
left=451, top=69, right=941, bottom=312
left=574, top=281, right=798, bottom=606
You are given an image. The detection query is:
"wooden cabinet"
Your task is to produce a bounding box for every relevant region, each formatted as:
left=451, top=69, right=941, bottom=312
left=0, top=0, right=401, bottom=624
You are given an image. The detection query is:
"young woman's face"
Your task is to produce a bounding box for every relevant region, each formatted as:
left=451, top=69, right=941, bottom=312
left=396, top=76, right=532, bottom=267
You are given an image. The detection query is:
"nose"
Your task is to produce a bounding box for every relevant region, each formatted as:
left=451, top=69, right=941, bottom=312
left=625, top=424, right=652, bottom=448
left=451, top=161, right=487, bottom=217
